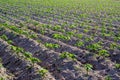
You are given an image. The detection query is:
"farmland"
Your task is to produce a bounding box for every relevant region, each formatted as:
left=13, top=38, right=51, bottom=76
left=0, top=0, right=120, bottom=80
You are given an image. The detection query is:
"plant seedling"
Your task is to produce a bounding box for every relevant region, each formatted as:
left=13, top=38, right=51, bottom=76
left=66, top=31, right=74, bottom=37
left=75, top=34, right=83, bottom=39
left=7, top=40, right=13, bottom=44
left=30, top=57, right=41, bottom=67
left=84, top=29, right=89, bottom=33
left=115, top=63, right=120, bottom=69
left=29, top=34, right=37, bottom=39
left=110, top=42, right=117, bottom=49
left=0, top=35, right=8, bottom=41
left=75, top=41, right=84, bottom=47
left=105, top=75, right=112, bottom=80
left=84, top=37, right=93, bottom=42
left=40, top=29, right=46, bottom=35
left=98, top=49, right=110, bottom=57
left=60, top=52, right=76, bottom=60
left=69, top=24, right=77, bottom=28
left=87, top=43, right=102, bottom=51
left=53, top=33, right=70, bottom=40
left=52, top=25, right=61, bottom=31
left=11, top=46, right=17, bottom=51
left=44, top=43, right=60, bottom=49
left=24, top=52, right=32, bottom=58
left=39, top=68, right=48, bottom=77
left=0, top=77, right=4, bottom=80
left=84, top=63, right=93, bottom=75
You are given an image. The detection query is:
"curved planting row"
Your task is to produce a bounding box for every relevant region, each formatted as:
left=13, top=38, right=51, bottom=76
left=0, top=0, right=120, bottom=80
left=0, top=24, right=108, bottom=80
left=0, top=35, right=55, bottom=80
left=0, top=22, right=120, bottom=79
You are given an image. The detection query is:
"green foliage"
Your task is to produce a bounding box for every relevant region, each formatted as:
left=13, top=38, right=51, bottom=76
left=11, top=46, right=24, bottom=53
left=52, top=25, right=62, bottom=31
left=24, top=52, right=32, bottom=58
left=110, top=42, right=117, bottom=49
left=11, top=46, right=17, bottom=51
left=9, top=26, right=21, bottom=34
left=84, top=37, right=93, bottom=42
left=66, top=31, right=74, bottom=37
left=0, top=77, right=5, bottom=80
left=87, top=43, right=102, bottom=51
left=75, top=34, right=83, bottom=38
left=98, top=49, right=110, bottom=57
left=69, top=24, right=77, bottom=29
left=29, top=34, right=37, bottom=38
left=84, top=63, right=93, bottom=75
left=84, top=29, right=89, bottom=33
left=7, top=40, right=13, bottom=44
left=53, top=33, right=70, bottom=40
left=24, top=52, right=41, bottom=65
left=75, top=41, right=84, bottom=47
left=39, top=68, right=48, bottom=77
left=40, top=29, right=46, bottom=35
left=84, top=63, right=93, bottom=71
left=0, top=35, right=8, bottom=41
left=60, top=52, right=76, bottom=60
left=0, top=34, right=13, bottom=44
left=30, top=57, right=41, bottom=64
left=105, top=75, right=112, bottom=80
left=115, top=63, right=120, bottom=69
left=102, top=33, right=111, bottom=37
left=44, top=43, right=60, bottom=49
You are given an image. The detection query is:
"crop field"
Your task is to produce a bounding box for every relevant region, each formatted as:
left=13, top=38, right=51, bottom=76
left=0, top=0, right=120, bottom=80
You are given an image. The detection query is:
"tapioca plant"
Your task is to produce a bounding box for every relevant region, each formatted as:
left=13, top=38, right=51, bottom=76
left=11, top=46, right=24, bottom=54
left=24, top=52, right=41, bottom=67
left=44, top=43, right=60, bottom=49
left=30, top=57, right=41, bottom=67
left=86, top=43, right=102, bottom=51
left=53, top=33, right=71, bottom=40
left=0, top=35, right=8, bottom=41
left=84, top=36, right=94, bottom=42
left=0, top=77, right=5, bottom=80
left=75, top=33, right=83, bottom=39
left=0, top=35, right=13, bottom=44
left=75, top=41, right=84, bottom=47
left=40, top=29, right=46, bottom=35
left=52, top=25, right=62, bottom=31
left=39, top=68, right=48, bottom=77
left=84, top=63, right=93, bottom=75
left=115, top=63, right=120, bottom=69
left=60, top=52, right=76, bottom=60
left=66, top=31, right=75, bottom=37
left=105, top=75, right=112, bottom=80
left=69, top=24, right=77, bottom=29
left=98, top=49, right=110, bottom=57
left=29, top=34, right=38, bottom=39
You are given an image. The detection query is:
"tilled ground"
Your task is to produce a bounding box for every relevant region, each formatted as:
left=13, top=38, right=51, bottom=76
left=0, top=0, right=120, bottom=80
